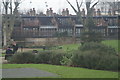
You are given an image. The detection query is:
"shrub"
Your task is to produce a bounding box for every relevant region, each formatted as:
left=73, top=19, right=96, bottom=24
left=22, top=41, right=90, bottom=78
left=95, top=54, right=118, bottom=70
left=79, top=42, right=116, bottom=55
left=81, top=31, right=104, bottom=43
left=118, top=56, right=120, bottom=71
left=71, top=42, right=118, bottom=71
left=50, top=52, right=65, bottom=65
left=34, top=51, right=65, bottom=65
left=35, top=51, right=52, bottom=64
left=60, top=53, right=73, bottom=66
left=71, top=49, right=118, bottom=71
left=9, top=52, right=35, bottom=64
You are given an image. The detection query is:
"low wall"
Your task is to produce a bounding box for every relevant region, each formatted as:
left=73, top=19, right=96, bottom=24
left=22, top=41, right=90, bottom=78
left=17, top=37, right=78, bottom=47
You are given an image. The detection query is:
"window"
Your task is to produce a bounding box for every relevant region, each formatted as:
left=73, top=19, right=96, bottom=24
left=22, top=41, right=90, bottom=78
left=111, top=29, right=113, bottom=33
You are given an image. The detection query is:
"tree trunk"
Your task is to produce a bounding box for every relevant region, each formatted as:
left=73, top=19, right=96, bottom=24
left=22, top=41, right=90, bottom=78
left=3, top=28, right=7, bottom=46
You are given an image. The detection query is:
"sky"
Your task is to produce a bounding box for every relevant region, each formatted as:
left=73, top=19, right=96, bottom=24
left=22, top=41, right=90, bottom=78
left=19, top=0, right=84, bottom=14
left=1, top=0, right=120, bottom=15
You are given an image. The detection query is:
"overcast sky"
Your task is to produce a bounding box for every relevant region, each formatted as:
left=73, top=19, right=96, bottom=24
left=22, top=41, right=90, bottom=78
left=1, top=0, right=119, bottom=14
left=19, top=0, right=84, bottom=14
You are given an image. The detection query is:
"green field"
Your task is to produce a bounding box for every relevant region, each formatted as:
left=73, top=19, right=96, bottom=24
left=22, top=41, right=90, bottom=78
left=60, top=40, right=119, bottom=53
left=2, top=64, right=118, bottom=78
left=102, top=40, right=120, bottom=53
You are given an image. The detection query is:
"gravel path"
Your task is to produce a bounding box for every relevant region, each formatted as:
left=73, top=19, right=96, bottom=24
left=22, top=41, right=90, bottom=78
left=2, top=68, right=59, bottom=78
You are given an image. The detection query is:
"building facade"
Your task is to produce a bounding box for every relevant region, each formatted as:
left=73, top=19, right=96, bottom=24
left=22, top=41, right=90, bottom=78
left=2, top=8, right=120, bottom=46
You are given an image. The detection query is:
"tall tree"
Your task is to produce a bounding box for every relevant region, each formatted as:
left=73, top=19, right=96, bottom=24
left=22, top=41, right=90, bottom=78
left=66, top=0, right=99, bottom=31
left=85, top=0, right=99, bottom=31
left=66, top=0, right=83, bottom=24
left=67, top=0, right=101, bottom=43
left=2, top=0, right=22, bottom=46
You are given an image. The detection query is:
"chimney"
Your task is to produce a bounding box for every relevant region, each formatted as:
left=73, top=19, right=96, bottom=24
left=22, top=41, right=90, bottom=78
left=30, top=9, right=32, bottom=16
left=33, top=8, right=36, bottom=16
left=82, top=8, right=85, bottom=17
left=108, top=9, right=112, bottom=16
left=62, top=9, right=65, bottom=16
left=49, top=8, right=53, bottom=16
left=66, top=8, right=69, bottom=16
left=97, top=9, right=101, bottom=16
left=93, top=8, right=96, bottom=16
left=46, top=9, right=49, bottom=16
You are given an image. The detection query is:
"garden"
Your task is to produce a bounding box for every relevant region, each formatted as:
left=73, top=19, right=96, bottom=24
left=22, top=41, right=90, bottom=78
left=2, top=40, right=120, bottom=78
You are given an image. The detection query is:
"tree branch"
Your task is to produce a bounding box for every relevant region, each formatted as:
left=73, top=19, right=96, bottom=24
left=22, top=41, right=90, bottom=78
left=66, top=0, right=78, bottom=13
left=91, top=0, right=99, bottom=9
left=76, top=0, right=80, bottom=12
left=79, top=0, right=83, bottom=8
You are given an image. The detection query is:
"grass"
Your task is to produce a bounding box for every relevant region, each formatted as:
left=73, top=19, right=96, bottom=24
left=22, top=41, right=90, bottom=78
left=1, top=40, right=119, bottom=78
left=2, top=64, right=118, bottom=78
left=61, top=44, right=80, bottom=52
left=61, top=40, right=119, bottom=53
left=102, top=40, right=120, bottom=53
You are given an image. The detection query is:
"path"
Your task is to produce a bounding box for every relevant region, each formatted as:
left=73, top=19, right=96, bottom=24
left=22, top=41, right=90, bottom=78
left=2, top=68, right=59, bottom=78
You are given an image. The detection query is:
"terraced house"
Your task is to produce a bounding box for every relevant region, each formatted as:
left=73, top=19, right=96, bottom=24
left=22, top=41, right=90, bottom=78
left=2, top=7, right=120, bottom=46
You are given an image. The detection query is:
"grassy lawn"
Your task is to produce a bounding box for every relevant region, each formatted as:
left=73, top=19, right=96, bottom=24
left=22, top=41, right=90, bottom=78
left=2, top=64, right=118, bottom=78
left=61, top=44, right=80, bottom=52
left=61, top=40, right=119, bottom=53
left=102, top=40, right=120, bottom=53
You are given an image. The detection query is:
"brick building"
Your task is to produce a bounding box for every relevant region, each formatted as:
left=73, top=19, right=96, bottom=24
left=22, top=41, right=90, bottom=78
left=2, top=8, right=119, bottom=46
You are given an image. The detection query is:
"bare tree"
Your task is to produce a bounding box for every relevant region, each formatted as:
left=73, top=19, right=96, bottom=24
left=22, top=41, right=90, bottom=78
left=66, top=0, right=83, bottom=24
left=107, top=1, right=118, bottom=15
left=66, top=0, right=99, bottom=31
left=2, top=0, right=22, bottom=46
left=2, top=0, right=10, bottom=14
left=85, top=0, right=99, bottom=31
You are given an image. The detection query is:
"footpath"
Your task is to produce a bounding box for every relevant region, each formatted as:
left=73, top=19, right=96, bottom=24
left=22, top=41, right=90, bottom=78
left=1, top=57, right=59, bottom=78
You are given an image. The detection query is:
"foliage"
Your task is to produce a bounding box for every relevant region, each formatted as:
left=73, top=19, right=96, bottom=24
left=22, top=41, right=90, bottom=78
left=54, top=31, right=69, bottom=37
left=50, top=52, right=65, bottom=65
left=8, top=41, right=119, bottom=71
left=60, top=53, right=73, bottom=66
left=71, top=42, right=118, bottom=71
left=34, top=51, right=65, bottom=65
left=35, top=51, right=52, bottom=64
left=79, top=42, right=116, bottom=55
left=102, top=40, right=120, bottom=53
left=71, top=50, right=118, bottom=71
left=9, top=52, right=35, bottom=64
left=10, top=50, right=65, bottom=65
left=81, top=31, right=104, bottom=43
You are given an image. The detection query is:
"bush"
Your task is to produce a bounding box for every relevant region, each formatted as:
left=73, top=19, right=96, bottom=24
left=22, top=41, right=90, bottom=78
left=34, top=51, right=65, bottom=65
left=71, top=42, right=118, bottom=71
left=71, top=50, right=118, bottom=71
left=79, top=42, right=116, bottom=55
left=60, top=53, right=73, bottom=66
left=118, top=56, right=120, bottom=71
left=9, top=52, right=35, bottom=64
left=35, top=51, right=52, bottom=64
left=50, top=52, right=65, bottom=65
left=81, top=31, right=104, bottom=43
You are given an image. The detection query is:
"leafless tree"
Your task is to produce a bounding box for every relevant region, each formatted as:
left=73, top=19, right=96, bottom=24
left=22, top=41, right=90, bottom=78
left=66, top=0, right=99, bottom=31
left=2, top=0, right=22, bottom=46
left=2, top=0, right=10, bottom=14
